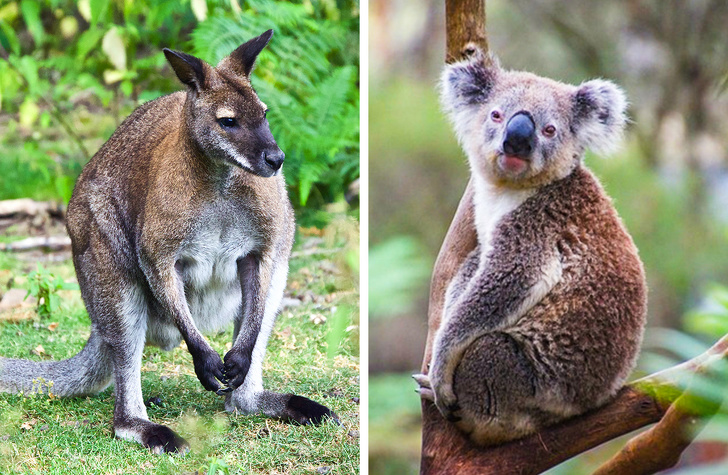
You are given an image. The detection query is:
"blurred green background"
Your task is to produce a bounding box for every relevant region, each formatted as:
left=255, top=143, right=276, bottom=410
left=0, top=0, right=359, bottom=227
left=368, top=1, right=728, bottom=473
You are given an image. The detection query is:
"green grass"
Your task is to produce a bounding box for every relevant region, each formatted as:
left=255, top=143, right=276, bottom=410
left=0, top=229, right=359, bottom=474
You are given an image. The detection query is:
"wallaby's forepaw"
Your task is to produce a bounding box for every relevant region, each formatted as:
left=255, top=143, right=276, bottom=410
left=191, top=346, right=227, bottom=393
left=283, top=394, right=339, bottom=425
left=413, top=373, right=435, bottom=401
left=223, top=346, right=252, bottom=390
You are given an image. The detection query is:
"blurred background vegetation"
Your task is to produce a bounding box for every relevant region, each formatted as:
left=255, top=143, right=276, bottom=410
left=0, top=0, right=359, bottom=227
left=369, top=1, right=728, bottom=473
left=0, top=1, right=360, bottom=471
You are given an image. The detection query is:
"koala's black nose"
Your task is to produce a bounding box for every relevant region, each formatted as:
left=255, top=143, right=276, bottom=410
left=263, top=149, right=285, bottom=171
left=503, top=112, right=536, bottom=158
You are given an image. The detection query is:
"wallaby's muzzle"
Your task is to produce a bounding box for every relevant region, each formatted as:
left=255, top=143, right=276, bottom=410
left=263, top=148, right=285, bottom=173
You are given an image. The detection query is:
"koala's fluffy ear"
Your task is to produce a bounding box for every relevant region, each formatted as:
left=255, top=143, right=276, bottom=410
left=440, top=48, right=500, bottom=118
left=572, top=80, right=628, bottom=155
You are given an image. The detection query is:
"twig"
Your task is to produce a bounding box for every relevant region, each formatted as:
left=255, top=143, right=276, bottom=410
left=0, top=236, right=72, bottom=252
left=290, top=247, right=344, bottom=258
left=0, top=199, right=65, bottom=218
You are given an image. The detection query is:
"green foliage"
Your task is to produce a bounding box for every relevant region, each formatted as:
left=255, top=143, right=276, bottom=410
left=0, top=232, right=359, bottom=473
left=191, top=0, right=360, bottom=213
left=685, top=284, right=728, bottom=337
left=369, top=236, right=432, bottom=319
left=0, top=0, right=359, bottom=222
left=23, top=264, right=78, bottom=319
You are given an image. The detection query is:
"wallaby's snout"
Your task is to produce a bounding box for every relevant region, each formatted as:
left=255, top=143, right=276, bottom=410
left=264, top=148, right=285, bottom=173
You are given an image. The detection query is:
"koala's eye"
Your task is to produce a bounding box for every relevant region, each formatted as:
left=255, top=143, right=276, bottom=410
left=543, top=124, right=557, bottom=137
left=218, top=117, right=238, bottom=129
left=490, top=110, right=503, bottom=123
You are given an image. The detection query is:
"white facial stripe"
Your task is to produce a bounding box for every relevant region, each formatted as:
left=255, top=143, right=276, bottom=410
left=260, top=101, right=267, bottom=110
left=214, top=136, right=252, bottom=169
left=216, top=107, right=236, bottom=119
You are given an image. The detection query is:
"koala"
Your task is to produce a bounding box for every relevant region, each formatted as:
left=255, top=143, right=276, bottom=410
left=414, top=49, right=647, bottom=445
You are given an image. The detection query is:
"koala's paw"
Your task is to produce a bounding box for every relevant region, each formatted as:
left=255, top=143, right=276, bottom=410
left=423, top=371, right=462, bottom=423
left=436, top=393, right=463, bottom=424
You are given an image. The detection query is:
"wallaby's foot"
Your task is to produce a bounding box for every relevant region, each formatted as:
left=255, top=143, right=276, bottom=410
left=226, top=389, right=339, bottom=425
left=223, top=346, right=252, bottom=390
left=115, top=418, right=189, bottom=454
left=190, top=345, right=227, bottom=393
left=283, top=395, right=339, bottom=425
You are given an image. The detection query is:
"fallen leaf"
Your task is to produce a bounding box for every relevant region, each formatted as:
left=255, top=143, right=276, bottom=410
left=309, top=314, right=327, bottom=325
left=20, top=420, right=35, bottom=431
left=283, top=333, right=297, bottom=350
left=32, top=344, right=45, bottom=356
left=47, top=322, right=59, bottom=331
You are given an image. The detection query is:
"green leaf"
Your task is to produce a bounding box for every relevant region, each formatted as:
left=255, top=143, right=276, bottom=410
left=18, top=98, right=39, bottom=128
left=89, top=0, right=110, bottom=25
left=0, top=20, right=20, bottom=55
left=191, top=0, right=207, bottom=22
left=102, top=27, right=127, bottom=71
left=77, top=0, right=91, bottom=22
left=76, top=28, right=105, bottom=60
left=20, top=0, right=43, bottom=45
left=326, top=305, right=351, bottom=360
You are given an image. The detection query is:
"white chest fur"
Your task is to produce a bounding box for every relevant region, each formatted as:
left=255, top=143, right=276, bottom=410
left=177, top=212, right=258, bottom=334
left=472, top=177, right=534, bottom=259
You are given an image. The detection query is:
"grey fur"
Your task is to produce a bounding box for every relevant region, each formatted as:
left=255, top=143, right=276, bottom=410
left=416, top=50, right=646, bottom=445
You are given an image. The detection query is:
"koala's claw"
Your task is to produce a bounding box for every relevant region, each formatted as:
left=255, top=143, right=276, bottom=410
left=413, top=373, right=435, bottom=401
left=412, top=373, right=431, bottom=388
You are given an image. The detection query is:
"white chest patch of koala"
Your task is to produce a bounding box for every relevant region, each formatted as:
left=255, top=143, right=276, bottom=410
left=471, top=177, right=534, bottom=260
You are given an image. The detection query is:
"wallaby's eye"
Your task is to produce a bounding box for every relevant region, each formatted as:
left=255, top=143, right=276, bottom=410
left=264, top=109, right=269, bottom=118
left=490, top=109, right=503, bottom=123
left=542, top=124, right=557, bottom=137
left=218, top=117, right=237, bottom=129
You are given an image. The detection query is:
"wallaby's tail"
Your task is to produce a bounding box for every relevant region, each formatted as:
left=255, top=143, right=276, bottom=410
left=0, top=330, right=112, bottom=397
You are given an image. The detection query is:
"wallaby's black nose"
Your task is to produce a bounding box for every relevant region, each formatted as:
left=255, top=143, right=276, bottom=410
left=264, top=149, right=285, bottom=171
left=503, top=112, right=536, bottom=158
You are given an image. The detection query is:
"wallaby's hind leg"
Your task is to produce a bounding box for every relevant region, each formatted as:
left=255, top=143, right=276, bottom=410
left=105, top=285, right=189, bottom=453
left=226, top=260, right=337, bottom=424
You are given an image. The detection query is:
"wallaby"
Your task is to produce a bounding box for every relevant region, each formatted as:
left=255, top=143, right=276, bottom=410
left=0, top=30, right=335, bottom=453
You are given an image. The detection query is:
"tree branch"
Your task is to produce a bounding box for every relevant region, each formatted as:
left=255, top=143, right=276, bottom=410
left=421, top=331, right=728, bottom=474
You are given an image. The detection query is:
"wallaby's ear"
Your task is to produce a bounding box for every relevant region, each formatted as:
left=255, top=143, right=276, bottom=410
left=572, top=79, right=627, bottom=155
left=227, top=29, right=274, bottom=77
left=164, top=49, right=206, bottom=91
